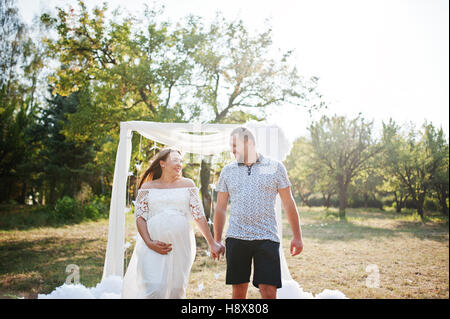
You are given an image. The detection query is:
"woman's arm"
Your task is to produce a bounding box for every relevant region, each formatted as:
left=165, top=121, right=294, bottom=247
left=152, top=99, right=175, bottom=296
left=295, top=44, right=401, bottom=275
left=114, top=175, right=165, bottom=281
left=187, top=183, right=224, bottom=260
left=193, top=216, right=214, bottom=246
left=136, top=216, right=172, bottom=255
left=194, top=216, right=223, bottom=260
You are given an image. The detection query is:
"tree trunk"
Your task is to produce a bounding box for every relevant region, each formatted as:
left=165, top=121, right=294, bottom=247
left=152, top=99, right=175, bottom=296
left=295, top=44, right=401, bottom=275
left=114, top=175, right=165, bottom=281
left=100, top=169, right=105, bottom=194
left=438, top=189, right=449, bottom=216
left=20, top=181, right=27, bottom=204
left=322, top=192, right=332, bottom=209
left=394, top=192, right=402, bottom=213
left=300, top=192, right=311, bottom=207
left=338, top=176, right=347, bottom=220
left=440, top=197, right=449, bottom=216
left=416, top=193, right=426, bottom=220
left=363, top=192, right=369, bottom=208
left=200, top=157, right=212, bottom=221
left=49, top=179, right=56, bottom=205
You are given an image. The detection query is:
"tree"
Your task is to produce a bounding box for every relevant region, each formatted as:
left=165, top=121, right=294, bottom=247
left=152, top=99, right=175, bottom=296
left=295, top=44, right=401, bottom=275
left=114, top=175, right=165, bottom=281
left=380, top=174, right=409, bottom=213
left=382, top=120, right=449, bottom=219
left=349, top=156, right=384, bottom=209
left=187, top=14, right=324, bottom=218
left=309, top=114, right=381, bottom=220
left=41, top=91, right=96, bottom=204
left=0, top=0, right=44, bottom=203
left=430, top=147, right=449, bottom=215
left=0, top=0, right=25, bottom=93
left=39, top=1, right=205, bottom=195
left=285, top=137, right=317, bottom=206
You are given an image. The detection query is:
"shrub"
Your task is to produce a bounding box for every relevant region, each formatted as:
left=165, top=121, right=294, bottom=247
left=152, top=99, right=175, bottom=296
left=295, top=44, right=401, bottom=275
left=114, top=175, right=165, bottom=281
left=424, top=197, right=440, bottom=212
left=82, top=203, right=100, bottom=220
left=53, top=196, right=80, bottom=222
left=91, top=195, right=109, bottom=217
left=405, top=198, right=418, bottom=209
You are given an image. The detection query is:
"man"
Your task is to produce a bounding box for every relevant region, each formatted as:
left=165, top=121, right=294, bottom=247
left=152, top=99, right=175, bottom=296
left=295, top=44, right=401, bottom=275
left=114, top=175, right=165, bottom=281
left=213, top=126, right=303, bottom=299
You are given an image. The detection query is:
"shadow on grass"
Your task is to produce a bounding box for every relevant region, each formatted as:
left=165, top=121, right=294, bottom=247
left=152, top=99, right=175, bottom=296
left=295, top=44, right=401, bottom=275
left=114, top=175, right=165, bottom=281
left=0, top=204, right=108, bottom=231
left=0, top=236, right=106, bottom=297
left=300, top=220, right=398, bottom=242
left=0, top=237, right=103, bottom=274
left=294, top=209, right=449, bottom=243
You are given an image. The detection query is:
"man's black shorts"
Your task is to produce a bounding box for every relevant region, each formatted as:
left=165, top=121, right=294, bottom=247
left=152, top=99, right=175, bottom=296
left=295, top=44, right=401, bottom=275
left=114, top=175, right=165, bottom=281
left=225, top=237, right=282, bottom=288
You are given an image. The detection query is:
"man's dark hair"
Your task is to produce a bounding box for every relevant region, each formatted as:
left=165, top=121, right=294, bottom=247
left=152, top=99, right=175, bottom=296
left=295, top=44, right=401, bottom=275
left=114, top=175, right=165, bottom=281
left=230, top=126, right=256, bottom=144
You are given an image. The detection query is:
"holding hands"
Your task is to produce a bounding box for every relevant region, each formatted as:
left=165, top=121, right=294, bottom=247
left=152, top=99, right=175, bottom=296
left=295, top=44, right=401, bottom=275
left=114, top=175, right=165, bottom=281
left=209, top=240, right=225, bottom=260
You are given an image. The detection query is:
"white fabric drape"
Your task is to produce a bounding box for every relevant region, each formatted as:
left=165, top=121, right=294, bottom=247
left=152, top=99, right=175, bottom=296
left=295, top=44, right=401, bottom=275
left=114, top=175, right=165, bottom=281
left=102, top=120, right=300, bottom=297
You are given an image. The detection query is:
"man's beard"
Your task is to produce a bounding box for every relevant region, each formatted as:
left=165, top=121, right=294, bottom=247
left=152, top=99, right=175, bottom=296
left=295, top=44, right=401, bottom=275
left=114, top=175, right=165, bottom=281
left=234, top=150, right=257, bottom=163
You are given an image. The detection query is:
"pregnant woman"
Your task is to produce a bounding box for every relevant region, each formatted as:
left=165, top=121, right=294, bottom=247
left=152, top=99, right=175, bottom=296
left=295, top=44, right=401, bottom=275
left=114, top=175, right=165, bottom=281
left=121, top=148, right=224, bottom=299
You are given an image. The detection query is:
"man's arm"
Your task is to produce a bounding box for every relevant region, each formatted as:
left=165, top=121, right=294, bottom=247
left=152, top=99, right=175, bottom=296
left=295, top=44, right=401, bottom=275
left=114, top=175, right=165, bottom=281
left=278, top=186, right=303, bottom=256
left=213, top=191, right=229, bottom=243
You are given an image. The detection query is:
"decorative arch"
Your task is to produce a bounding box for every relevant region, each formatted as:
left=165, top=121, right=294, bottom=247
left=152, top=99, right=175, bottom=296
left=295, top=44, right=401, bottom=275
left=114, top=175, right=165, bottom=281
left=102, top=120, right=309, bottom=298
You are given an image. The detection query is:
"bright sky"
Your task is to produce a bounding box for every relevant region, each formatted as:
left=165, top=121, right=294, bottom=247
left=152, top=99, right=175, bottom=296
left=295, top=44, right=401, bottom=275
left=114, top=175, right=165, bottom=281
left=18, top=0, right=449, bottom=142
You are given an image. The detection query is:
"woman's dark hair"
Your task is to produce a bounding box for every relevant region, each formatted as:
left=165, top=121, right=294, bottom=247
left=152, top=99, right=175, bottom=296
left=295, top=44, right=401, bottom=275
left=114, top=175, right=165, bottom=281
left=138, top=147, right=182, bottom=189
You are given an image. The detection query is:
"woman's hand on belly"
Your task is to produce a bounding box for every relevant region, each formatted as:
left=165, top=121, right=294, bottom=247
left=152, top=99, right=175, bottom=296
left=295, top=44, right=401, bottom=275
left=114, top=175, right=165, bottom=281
left=147, top=240, right=172, bottom=255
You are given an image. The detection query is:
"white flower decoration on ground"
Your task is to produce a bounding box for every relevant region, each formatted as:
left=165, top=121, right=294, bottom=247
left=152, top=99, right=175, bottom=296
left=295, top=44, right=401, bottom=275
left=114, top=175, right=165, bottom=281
left=214, top=273, right=220, bottom=280
left=125, top=206, right=131, bottom=214
left=123, top=242, right=131, bottom=250
left=207, top=218, right=213, bottom=225
left=197, top=282, right=204, bottom=292
left=134, top=163, right=142, bottom=171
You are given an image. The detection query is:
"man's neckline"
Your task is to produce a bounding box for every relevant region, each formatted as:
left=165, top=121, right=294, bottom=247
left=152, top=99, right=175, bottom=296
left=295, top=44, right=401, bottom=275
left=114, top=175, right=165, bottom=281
left=237, top=153, right=263, bottom=166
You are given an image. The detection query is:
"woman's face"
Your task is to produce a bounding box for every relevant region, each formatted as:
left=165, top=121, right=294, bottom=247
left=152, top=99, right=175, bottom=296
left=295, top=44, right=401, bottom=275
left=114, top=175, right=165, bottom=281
left=160, top=151, right=183, bottom=176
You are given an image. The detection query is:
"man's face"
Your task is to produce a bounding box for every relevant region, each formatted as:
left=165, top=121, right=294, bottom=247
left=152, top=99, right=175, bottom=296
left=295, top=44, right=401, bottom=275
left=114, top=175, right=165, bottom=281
left=229, top=134, right=255, bottom=163
left=230, top=135, right=245, bottom=162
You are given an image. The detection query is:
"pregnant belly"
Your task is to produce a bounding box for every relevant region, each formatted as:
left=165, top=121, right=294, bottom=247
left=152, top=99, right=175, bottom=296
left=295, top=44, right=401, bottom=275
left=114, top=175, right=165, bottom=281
left=147, top=210, right=191, bottom=244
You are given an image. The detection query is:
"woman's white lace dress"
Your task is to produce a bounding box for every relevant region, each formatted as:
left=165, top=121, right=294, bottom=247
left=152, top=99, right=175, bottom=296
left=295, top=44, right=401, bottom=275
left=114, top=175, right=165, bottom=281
left=121, top=186, right=205, bottom=299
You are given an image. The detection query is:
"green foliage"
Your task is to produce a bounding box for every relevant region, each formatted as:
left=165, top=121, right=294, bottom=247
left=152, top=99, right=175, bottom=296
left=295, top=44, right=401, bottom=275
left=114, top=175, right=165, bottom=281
left=308, top=114, right=381, bottom=219
left=0, top=0, right=48, bottom=204
left=1, top=0, right=447, bottom=226
left=285, top=137, right=332, bottom=206
left=424, top=197, right=440, bottom=212
left=52, top=194, right=108, bottom=223
left=53, top=196, right=79, bottom=221
left=381, top=119, right=449, bottom=219
left=189, top=13, right=323, bottom=124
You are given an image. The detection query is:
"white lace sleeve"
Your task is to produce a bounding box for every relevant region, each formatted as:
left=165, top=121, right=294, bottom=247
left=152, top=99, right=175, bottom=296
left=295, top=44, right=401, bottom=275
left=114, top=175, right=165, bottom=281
left=188, top=187, right=206, bottom=220
left=135, top=189, right=150, bottom=222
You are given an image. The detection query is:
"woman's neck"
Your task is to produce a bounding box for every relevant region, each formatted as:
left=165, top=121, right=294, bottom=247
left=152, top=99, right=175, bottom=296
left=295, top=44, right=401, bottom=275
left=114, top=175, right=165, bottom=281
left=158, top=173, right=181, bottom=185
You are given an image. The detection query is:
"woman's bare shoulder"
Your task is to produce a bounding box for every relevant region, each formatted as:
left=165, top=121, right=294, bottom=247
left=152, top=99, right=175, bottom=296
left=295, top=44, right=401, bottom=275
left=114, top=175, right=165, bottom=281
left=179, top=177, right=196, bottom=188
left=140, top=180, right=159, bottom=189
left=140, top=178, right=195, bottom=189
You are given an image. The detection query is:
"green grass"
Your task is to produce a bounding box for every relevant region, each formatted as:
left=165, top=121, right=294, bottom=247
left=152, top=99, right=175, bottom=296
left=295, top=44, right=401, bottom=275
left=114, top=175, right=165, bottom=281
left=0, top=206, right=448, bottom=299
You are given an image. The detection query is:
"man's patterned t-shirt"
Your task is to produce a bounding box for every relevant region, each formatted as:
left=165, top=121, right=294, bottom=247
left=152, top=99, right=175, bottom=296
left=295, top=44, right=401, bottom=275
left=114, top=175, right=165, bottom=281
left=215, top=153, right=291, bottom=243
